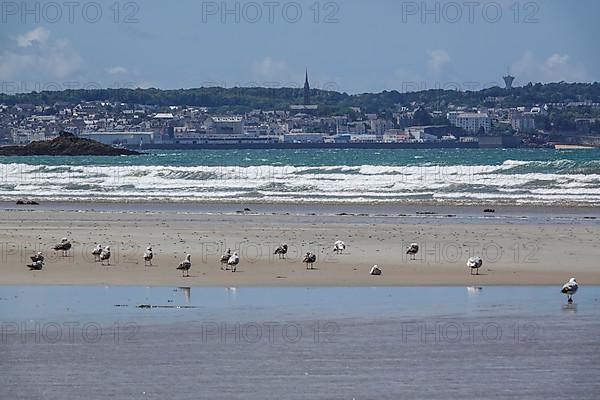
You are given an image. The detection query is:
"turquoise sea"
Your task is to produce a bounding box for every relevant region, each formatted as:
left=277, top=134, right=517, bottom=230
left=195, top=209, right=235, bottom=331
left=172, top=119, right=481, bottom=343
left=1, top=148, right=600, bottom=205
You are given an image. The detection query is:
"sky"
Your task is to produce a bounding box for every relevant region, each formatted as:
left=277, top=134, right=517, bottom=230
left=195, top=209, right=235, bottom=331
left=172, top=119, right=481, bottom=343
left=1, top=0, right=599, bottom=94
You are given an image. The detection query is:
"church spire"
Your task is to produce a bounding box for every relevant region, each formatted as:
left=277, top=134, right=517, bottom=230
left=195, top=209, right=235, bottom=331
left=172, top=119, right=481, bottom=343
left=303, top=69, right=310, bottom=105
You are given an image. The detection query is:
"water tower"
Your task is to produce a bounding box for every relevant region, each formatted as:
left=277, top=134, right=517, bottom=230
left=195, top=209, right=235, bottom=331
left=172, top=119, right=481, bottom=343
left=503, top=71, right=515, bottom=89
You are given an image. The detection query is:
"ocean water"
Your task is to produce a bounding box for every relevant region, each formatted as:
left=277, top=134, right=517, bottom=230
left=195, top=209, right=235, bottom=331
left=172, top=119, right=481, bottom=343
left=1, top=286, right=599, bottom=399
left=1, top=148, right=600, bottom=205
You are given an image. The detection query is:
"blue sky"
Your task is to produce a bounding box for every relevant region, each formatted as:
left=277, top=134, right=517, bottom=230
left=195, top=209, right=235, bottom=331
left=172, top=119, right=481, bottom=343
left=1, top=0, right=598, bottom=93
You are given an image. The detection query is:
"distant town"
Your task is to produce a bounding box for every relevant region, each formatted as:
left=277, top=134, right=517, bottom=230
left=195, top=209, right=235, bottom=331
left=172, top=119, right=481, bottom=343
left=2, top=74, right=600, bottom=149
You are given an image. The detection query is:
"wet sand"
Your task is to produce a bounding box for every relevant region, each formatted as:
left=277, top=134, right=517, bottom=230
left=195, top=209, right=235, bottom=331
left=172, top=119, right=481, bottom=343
left=1, top=206, right=599, bottom=286
left=5, top=316, right=600, bottom=400
left=1, top=285, right=599, bottom=400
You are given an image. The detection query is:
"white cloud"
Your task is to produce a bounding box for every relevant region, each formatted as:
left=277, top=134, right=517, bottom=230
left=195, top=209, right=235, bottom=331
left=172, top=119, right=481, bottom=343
left=426, top=50, right=450, bottom=74
left=251, top=56, right=295, bottom=84
left=511, top=51, right=536, bottom=77
left=135, top=81, right=159, bottom=89
left=16, top=27, right=50, bottom=48
left=0, top=27, right=83, bottom=81
left=544, top=53, right=569, bottom=69
left=385, top=68, right=425, bottom=92
left=512, top=51, right=587, bottom=83
left=541, top=53, right=586, bottom=82
left=107, top=66, right=128, bottom=75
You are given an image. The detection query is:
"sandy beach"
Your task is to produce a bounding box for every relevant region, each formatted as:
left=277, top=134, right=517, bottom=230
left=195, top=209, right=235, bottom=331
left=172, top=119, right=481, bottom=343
left=1, top=204, right=598, bottom=286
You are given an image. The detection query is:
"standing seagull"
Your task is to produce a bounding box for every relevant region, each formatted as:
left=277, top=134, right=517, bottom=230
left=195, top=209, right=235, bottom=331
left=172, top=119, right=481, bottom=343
left=100, top=246, right=111, bottom=266
left=177, top=254, right=192, bottom=277
left=30, top=252, right=44, bottom=263
left=467, top=256, right=483, bottom=275
left=333, top=240, right=346, bottom=254
left=561, top=278, right=579, bottom=304
left=303, top=252, right=317, bottom=270
left=220, top=248, right=231, bottom=270
left=92, top=244, right=103, bottom=262
left=274, top=243, right=288, bottom=259
left=54, top=238, right=72, bottom=257
left=406, top=243, right=419, bottom=260
left=143, top=247, right=153, bottom=266
left=228, top=252, right=240, bottom=272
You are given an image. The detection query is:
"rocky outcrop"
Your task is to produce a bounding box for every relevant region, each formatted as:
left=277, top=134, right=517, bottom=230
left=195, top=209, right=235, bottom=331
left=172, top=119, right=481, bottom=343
left=0, top=133, right=141, bottom=156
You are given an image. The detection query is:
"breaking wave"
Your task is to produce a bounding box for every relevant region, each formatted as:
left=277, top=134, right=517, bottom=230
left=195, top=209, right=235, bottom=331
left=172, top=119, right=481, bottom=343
left=1, top=150, right=600, bottom=205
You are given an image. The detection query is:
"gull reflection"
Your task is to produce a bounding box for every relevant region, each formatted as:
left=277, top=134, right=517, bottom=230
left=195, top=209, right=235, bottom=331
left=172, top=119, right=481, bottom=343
left=562, top=303, right=577, bottom=314
left=226, top=287, right=237, bottom=300
left=178, top=287, right=191, bottom=304
left=467, top=286, right=483, bottom=296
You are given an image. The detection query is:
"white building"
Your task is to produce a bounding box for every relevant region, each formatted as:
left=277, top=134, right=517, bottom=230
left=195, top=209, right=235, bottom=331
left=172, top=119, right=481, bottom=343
left=406, top=127, right=438, bottom=142
left=153, top=113, right=174, bottom=120
left=383, top=129, right=410, bottom=143
left=350, top=134, right=380, bottom=143
left=282, top=133, right=325, bottom=143
left=447, top=111, right=490, bottom=133
left=78, top=131, right=154, bottom=145
left=173, top=127, right=208, bottom=138
left=511, top=112, right=536, bottom=132
left=12, top=129, right=48, bottom=144
left=370, top=119, right=389, bottom=135
left=243, top=124, right=270, bottom=136
left=205, top=116, right=244, bottom=135
left=347, top=121, right=367, bottom=135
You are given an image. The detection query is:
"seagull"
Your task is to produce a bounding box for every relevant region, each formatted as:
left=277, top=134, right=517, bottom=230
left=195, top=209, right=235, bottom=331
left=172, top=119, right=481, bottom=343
left=30, top=252, right=44, bottom=263
left=333, top=240, right=346, bottom=254
left=27, top=260, right=44, bottom=271
left=406, top=243, right=419, bottom=260
left=177, top=254, right=192, bottom=277
left=274, top=243, right=288, bottom=259
left=143, top=247, right=153, bottom=266
left=228, top=252, right=240, bottom=272
left=561, top=278, right=578, bottom=303
left=370, top=265, right=382, bottom=276
left=53, top=238, right=71, bottom=257
left=467, top=256, right=483, bottom=275
left=100, top=246, right=111, bottom=266
left=92, top=244, right=102, bottom=262
left=303, top=252, right=317, bottom=270
left=220, top=248, right=231, bottom=270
